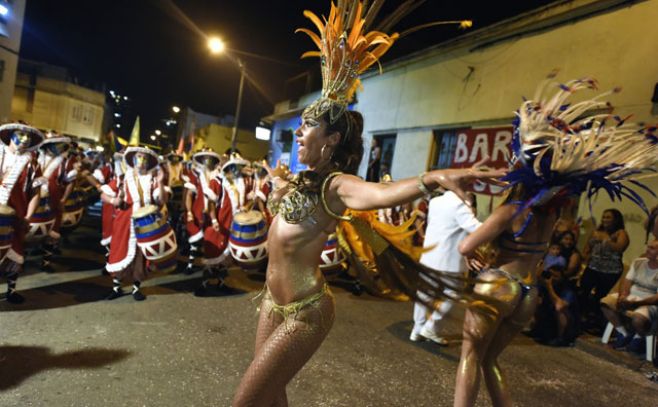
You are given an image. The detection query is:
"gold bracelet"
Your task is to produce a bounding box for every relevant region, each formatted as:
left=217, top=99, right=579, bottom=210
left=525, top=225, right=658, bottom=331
left=417, top=172, right=432, bottom=195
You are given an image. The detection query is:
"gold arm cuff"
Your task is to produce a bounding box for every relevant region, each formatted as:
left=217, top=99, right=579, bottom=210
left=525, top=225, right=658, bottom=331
left=417, top=172, right=431, bottom=195
left=320, top=172, right=352, bottom=222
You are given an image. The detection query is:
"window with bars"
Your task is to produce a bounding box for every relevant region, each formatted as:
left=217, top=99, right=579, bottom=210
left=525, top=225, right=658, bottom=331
left=431, top=129, right=464, bottom=170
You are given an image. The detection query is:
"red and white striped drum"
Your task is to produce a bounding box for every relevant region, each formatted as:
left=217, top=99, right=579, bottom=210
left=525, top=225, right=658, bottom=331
left=319, top=233, right=345, bottom=276
left=0, top=204, right=15, bottom=262
left=61, top=189, right=85, bottom=231
left=229, top=210, right=268, bottom=269
left=132, top=204, right=178, bottom=273
left=26, top=196, right=55, bottom=242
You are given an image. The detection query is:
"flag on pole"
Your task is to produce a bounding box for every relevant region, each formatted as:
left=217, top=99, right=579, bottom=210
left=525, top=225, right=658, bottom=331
left=107, top=130, right=127, bottom=153
left=175, top=134, right=185, bottom=155
left=129, top=116, right=141, bottom=145
left=117, top=136, right=128, bottom=151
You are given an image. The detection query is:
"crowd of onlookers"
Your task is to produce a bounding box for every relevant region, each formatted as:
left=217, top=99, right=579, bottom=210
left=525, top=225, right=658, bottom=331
left=528, top=205, right=658, bottom=359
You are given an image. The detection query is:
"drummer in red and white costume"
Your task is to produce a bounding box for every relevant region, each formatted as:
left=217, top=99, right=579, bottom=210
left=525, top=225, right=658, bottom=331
left=249, top=159, right=272, bottom=224
left=182, top=154, right=205, bottom=274
left=100, top=146, right=166, bottom=301
left=33, top=131, right=74, bottom=272
left=91, top=151, right=118, bottom=250
left=188, top=150, right=234, bottom=296
left=80, top=151, right=123, bottom=276
left=0, top=123, right=44, bottom=304
left=221, top=153, right=251, bottom=215
left=57, top=141, right=83, bottom=233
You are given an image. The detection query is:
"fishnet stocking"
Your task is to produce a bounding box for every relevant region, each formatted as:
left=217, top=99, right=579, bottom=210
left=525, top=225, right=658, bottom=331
left=233, top=290, right=335, bottom=407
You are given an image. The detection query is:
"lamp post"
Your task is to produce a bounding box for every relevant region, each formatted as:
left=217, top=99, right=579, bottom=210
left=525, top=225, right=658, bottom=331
left=208, top=36, right=246, bottom=153
left=231, top=58, right=245, bottom=153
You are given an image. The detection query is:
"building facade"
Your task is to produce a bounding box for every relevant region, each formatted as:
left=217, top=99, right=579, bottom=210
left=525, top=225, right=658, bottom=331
left=192, top=123, right=267, bottom=161
left=11, top=60, right=106, bottom=142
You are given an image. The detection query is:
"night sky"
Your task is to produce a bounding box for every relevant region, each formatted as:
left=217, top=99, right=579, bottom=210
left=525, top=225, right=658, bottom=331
left=20, top=0, right=555, bottom=136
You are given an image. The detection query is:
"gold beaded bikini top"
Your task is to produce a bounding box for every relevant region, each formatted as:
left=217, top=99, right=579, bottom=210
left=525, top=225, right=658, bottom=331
left=269, top=170, right=348, bottom=224
left=270, top=170, right=322, bottom=224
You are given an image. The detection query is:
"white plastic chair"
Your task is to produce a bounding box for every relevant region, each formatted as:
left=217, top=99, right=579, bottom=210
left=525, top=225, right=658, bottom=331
left=601, top=322, right=656, bottom=362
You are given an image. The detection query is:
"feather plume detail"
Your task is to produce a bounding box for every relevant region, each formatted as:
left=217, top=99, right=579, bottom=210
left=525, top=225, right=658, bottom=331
left=506, top=75, right=658, bottom=214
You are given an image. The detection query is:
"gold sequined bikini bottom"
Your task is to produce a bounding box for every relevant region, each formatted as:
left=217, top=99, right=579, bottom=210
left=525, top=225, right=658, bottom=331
left=255, top=283, right=332, bottom=333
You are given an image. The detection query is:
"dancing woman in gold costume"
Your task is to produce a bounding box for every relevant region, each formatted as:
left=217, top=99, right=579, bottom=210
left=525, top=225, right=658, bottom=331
left=453, top=76, right=658, bottom=407
left=232, top=2, right=493, bottom=405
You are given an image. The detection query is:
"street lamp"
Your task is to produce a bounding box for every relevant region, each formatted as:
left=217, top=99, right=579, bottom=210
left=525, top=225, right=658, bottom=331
left=208, top=36, right=225, bottom=55
left=207, top=36, right=245, bottom=153
left=155, top=129, right=162, bottom=136
left=172, top=105, right=181, bottom=114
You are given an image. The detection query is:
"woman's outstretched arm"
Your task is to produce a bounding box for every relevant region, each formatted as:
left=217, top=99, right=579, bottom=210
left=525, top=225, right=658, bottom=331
left=332, top=166, right=507, bottom=212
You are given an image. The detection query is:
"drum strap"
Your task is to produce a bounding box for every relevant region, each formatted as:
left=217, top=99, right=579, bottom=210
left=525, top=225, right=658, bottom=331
left=43, top=156, right=64, bottom=181
left=134, top=172, right=145, bottom=207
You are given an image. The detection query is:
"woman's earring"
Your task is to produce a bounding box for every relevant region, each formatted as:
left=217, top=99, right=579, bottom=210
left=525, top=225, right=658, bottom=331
left=321, top=144, right=331, bottom=161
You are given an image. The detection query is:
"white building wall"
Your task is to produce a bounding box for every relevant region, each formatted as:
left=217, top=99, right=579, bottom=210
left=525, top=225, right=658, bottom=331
left=353, top=0, right=658, bottom=262
left=388, top=129, right=433, bottom=180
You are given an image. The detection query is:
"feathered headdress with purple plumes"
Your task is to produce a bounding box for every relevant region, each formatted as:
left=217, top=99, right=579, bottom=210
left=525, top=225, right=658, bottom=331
left=504, top=72, right=658, bottom=214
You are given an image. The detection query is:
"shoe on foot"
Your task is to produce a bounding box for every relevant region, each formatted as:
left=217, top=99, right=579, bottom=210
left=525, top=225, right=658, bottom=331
left=106, top=289, right=124, bottom=300
left=184, top=265, right=196, bottom=275
left=409, top=329, right=425, bottom=342
left=420, top=326, right=449, bottom=346
left=612, top=331, right=635, bottom=349
left=6, top=292, right=25, bottom=304
left=132, top=290, right=146, bottom=301
left=42, top=263, right=55, bottom=273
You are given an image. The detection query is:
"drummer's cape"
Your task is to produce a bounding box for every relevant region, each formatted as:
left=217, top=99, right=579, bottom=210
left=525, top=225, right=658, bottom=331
left=336, top=209, right=505, bottom=319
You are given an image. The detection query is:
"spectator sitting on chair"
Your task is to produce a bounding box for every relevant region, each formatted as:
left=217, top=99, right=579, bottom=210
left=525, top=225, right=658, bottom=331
left=600, top=240, right=658, bottom=352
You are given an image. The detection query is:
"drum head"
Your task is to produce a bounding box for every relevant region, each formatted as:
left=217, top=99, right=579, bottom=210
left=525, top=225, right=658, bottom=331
left=0, top=204, right=16, bottom=216
left=132, top=204, right=159, bottom=219
left=234, top=210, right=264, bottom=225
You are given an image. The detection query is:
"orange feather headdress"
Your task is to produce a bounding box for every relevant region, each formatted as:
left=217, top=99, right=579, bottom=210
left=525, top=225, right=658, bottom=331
left=297, top=1, right=472, bottom=126
left=296, top=1, right=412, bottom=124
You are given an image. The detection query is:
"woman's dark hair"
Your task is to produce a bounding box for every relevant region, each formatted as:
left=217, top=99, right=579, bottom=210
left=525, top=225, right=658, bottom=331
left=324, top=110, right=364, bottom=175
left=557, top=230, right=578, bottom=257
left=598, top=208, right=625, bottom=233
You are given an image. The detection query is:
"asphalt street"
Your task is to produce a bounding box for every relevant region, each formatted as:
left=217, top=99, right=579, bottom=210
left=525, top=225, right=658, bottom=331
left=1, top=222, right=657, bottom=406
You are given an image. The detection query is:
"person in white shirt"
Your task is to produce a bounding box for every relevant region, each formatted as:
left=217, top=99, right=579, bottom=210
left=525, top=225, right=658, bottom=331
left=410, top=191, right=480, bottom=345
left=600, top=240, right=658, bottom=345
